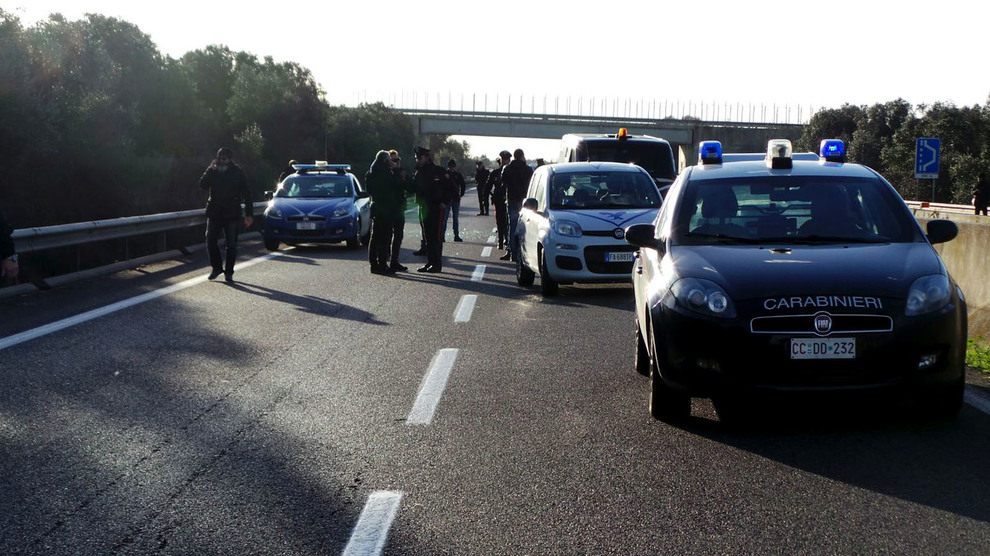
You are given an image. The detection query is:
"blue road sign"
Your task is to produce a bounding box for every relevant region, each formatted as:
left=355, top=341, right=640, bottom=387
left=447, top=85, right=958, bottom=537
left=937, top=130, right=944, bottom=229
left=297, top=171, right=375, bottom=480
left=915, top=138, right=940, bottom=179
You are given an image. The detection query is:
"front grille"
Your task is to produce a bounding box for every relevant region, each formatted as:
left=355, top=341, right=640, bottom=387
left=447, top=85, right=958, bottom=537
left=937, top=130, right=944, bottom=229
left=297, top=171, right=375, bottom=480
left=584, top=229, right=623, bottom=237
left=750, top=313, right=893, bottom=335
left=583, top=245, right=637, bottom=274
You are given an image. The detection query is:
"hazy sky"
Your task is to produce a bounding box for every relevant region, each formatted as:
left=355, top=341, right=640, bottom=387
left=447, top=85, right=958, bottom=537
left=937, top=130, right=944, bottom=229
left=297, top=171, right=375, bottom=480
left=7, top=0, right=988, bottom=160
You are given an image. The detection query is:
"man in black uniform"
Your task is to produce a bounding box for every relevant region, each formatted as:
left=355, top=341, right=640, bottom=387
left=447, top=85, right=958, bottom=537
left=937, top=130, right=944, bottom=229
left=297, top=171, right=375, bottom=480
left=0, top=208, right=18, bottom=284
left=501, top=148, right=533, bottom=262
left=474, top=161, right=491, bottom=216
left=199, top=147, right=253, bottom=282
left=445, top=159, right=466, bottom=242
left=413, top=147, right=456, bottom=273
left=489, top=151, right=510, bottom=253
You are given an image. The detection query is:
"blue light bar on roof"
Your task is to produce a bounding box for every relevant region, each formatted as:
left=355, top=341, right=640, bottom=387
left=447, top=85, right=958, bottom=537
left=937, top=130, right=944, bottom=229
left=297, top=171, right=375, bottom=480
left=291, top=162, right=352, bottom=172
left=819, top=139, right=846, bottom=163
left=698, top=141, right=723, bottom=165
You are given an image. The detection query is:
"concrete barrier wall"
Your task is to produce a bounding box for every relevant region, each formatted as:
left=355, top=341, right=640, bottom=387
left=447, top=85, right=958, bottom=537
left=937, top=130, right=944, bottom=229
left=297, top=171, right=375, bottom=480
left=917, top=211, right=990, bottom=338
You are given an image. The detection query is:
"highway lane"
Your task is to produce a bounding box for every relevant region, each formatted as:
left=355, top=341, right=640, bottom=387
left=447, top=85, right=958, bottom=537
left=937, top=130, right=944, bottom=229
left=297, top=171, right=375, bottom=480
left=1, top=191, right=990, bottom=554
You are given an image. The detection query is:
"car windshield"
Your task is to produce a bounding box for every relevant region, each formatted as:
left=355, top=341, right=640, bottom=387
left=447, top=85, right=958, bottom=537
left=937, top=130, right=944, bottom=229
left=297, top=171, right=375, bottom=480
left=585, top=142, right=676, bottom=181
left=673, top=176, right=919, bottom=245
left=549, top=171, right=662, bottom=209
left=276, top=175, right=352, bottom=198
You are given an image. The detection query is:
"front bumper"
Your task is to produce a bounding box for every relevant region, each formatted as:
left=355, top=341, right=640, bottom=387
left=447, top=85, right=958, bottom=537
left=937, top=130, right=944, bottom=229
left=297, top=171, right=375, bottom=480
left=544, top=236, right=638, bottom=284
left=263, top=217, right=357, bottom=243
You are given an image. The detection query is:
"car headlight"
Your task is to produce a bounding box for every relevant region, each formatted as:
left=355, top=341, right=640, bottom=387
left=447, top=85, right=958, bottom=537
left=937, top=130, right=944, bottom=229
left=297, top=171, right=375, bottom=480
left=333, top=208, right=350, bottom=217
left=905, top=274, right=952, bottom=316
left=669, top=277, right=736, bottom=318
left=553, top=219, right=582, bottom=237
left=264, top=205, right=282, bottom=219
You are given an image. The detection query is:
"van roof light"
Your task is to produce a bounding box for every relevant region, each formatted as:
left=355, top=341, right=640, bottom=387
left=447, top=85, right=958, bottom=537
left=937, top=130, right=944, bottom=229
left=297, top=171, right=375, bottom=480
left=617, top=128, right=629, bottom=140
left=766, top=139, right=793, bottom=169
left=698, top=141, right=722, bottom=165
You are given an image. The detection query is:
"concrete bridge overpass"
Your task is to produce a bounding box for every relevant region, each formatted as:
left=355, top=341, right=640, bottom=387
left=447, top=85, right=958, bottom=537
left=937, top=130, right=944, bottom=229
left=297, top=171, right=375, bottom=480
left=403, top=109, right=806, bottom=168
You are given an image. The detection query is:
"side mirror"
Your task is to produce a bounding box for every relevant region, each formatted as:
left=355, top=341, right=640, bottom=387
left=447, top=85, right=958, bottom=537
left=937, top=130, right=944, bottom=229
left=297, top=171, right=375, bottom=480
left=625, top=223, right=660, bottom=250
left=357, top=190, right=370, bottom=199
left=926, top=219, right=958, bottom=245
left=522, top=197, right=539, bottom=212
left=264, top=190, right=274, bottom=201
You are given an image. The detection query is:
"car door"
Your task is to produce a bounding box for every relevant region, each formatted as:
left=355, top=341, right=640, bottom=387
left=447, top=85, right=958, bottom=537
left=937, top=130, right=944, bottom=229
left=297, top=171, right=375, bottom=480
left=518, top=168, right=547, bottom=272
left=352, top=175, right=372, bottom=235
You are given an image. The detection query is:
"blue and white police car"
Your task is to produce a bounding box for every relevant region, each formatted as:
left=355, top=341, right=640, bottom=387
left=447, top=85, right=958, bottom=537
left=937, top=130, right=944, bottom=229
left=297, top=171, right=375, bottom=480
left=626, top=139, right=967, bottom=422
left=516, top=162, right=663, bottom=295
left=261, top=162, right=371, bottom=251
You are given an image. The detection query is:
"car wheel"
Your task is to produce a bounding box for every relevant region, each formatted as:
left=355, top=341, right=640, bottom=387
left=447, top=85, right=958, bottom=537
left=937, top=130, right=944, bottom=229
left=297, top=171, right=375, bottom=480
left=360, top=225, right=371, bottom=246
left=648, top=340, right=690, bottom=421
left=263, top=238, right=280, bottom=251
left=539, top=249, right=558, bottom=297
left=922, top=375, right=964, bottom=418
left=635, top=319, right=650, bottom=377
left=346, top=218, right=361, bottom=249
left=516, top=250, right=535, bottom=286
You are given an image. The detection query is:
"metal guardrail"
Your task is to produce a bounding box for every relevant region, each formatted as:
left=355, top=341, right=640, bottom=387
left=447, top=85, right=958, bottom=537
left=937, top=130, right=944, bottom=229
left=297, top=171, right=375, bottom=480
left=11, top=202, right=269, bottom=254
left=904, top=201, right=977, bottom=217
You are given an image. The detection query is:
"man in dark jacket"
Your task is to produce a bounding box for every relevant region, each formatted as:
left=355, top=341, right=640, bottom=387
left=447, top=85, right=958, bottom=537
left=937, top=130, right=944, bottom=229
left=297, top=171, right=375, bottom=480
left=489, top=151, right=510, bottom=252
left=366, top=150, right=398, bottom=274
left=413, top=147, right=456, bottom=273
left=475, top=161, right=491, bottom=216
left=199, top=147, right=253, bottom=282
left=973, top=172, right=989, bottom=216
left=500, top=148, right=533, bottom=262
left=0, top=209, right=18, bottom=283
left=444, top=159, right=466, bottom=242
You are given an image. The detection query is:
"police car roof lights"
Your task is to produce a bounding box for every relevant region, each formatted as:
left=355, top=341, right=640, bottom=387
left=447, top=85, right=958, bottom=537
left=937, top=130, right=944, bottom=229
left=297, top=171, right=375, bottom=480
left=819, top=139, right=847, bottom=163
left=291, top=162, right=352, bottom=174
left=766, top=139, right=793, bottom=170
left=698, top=140, right=723, bottom=165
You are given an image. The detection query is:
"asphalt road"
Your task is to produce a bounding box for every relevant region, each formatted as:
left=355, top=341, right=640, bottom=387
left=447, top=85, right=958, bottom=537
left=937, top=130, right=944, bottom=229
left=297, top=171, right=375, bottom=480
left=2, top=191, right=990, bottom=555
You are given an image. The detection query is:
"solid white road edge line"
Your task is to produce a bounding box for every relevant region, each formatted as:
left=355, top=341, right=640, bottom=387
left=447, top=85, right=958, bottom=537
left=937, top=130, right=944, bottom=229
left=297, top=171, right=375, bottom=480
left=454, top=295, right=477, bottom=323
left=407, top=348, right=459, bottom=425
left=964, top=387, right=990, bottom=415
left=342, top=490, right=403, bottom=556
left=0, top=252, right=284, bottom=352
left=471, top=265, right=486, bottom=282
left=481, top=246, right=492, bottom=257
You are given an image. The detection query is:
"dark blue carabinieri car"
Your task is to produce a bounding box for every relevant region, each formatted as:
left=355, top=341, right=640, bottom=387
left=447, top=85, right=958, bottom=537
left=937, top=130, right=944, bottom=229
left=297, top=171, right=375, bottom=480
left=626, top=139, right=967, bottom=422
left=262, top=163, right=371, bottom=251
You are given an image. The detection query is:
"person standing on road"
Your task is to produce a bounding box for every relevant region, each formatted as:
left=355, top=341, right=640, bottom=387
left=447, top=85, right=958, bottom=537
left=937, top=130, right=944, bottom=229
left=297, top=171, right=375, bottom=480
left=500, top=148, right=533, bottom=262
left=413, top=147, right=456, bottom=273
left=365, top=150, right=396, bottom=274
left=443, top=159, right=466, bottom=242
left=387, top=150, right=413, bottom=272
left=475, top=161, right=491, bottom=216
left=973, top=172, right=989, bottom=216
left=199, top=147, right=253, bottom=283
left=489, top=151, right=510, bottom=253
left=0, top=209, right=18, bottom=284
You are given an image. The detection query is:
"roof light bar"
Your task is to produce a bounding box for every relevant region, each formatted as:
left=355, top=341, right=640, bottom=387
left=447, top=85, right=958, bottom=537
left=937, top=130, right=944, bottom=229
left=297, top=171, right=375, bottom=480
left=698, top=140, right=723, bottom=165
left=819, top=139, right=847, bottom=163
left=766, top=139, right=793, bottom=170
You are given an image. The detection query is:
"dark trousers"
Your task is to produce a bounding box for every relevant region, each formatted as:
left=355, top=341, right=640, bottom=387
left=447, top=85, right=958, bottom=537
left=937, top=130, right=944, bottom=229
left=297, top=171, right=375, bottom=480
left=478, top=189, right=489, bottom=214
left=369, top=213, right=392, bottom=267
left=390, top=216, right=405, bottom=265
left=206, top=217, right=240, bottom=275
left=424, top=205, right=444, bottom=270
left=493, top=200, right=508, bottom=248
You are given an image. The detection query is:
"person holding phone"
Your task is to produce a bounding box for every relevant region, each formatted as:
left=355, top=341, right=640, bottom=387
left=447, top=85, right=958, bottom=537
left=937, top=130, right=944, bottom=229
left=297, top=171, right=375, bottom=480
left=198, top=147, right=253, bottom=282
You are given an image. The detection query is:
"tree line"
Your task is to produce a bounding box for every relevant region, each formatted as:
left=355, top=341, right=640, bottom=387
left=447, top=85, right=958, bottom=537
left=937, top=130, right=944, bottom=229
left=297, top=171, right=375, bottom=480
left=0, top=10, right=470, bottom=229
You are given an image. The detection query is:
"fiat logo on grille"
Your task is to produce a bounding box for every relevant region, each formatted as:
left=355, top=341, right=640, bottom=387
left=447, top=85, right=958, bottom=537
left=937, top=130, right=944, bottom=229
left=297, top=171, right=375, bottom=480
left=814, top=312, right=833, bottom=335
left=613, top=228, right=625, bottom=239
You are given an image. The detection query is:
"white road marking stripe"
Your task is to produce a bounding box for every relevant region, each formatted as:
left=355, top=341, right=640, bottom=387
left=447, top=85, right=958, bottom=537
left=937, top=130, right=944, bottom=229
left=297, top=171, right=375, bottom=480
left=454, top=295, right=477, bottom=323
left=487, top=235, right=496, bottom=244
left=471, top=265, right=486, bottom=282
left=0, top=253, right=284, bottom=352
left=407, top=348, right=459, bottom=425
left=481, top=246, right=492, bottom=257
left=965, top=387, right=990, bottom=415
left=342, top=491, right=403, bottom=556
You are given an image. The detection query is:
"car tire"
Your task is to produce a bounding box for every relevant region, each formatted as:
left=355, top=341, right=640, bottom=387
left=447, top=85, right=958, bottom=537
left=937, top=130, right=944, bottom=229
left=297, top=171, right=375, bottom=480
left=516, top=251, right=535, bottom=286
left=346, top=218, right=361, bottom=250
left=635, top=319, right=650, bottom=377
left=648, top=341, right=690, bottom=421
left=263, top=238, right=280, bottom=251
left=360, top=227, right=371, bottom=247
left=539, top=249, right=558, bottom=297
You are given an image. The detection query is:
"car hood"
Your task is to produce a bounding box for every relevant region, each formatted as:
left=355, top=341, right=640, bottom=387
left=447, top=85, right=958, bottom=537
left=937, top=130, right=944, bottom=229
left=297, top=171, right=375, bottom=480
left=271, top=197, right=353, bottom=216
left=550, top=208, right=657, bottom=230
left=670, top=241, right=945, bottom=301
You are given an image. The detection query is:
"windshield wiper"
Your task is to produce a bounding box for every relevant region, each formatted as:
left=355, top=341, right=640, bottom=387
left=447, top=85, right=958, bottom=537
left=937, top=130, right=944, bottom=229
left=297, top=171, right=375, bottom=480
left=791, top=235, right=886, bottom=244
left=685, top=232, right=762, bottom=244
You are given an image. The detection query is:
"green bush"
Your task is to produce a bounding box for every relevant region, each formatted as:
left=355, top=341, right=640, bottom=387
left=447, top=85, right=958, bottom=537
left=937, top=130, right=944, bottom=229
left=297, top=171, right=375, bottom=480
left=966, top=337, right=990, bottom=374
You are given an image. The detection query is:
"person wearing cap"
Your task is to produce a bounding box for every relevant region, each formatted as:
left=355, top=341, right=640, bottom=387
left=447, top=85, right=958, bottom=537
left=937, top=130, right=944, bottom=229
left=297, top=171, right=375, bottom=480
left=413, top=147, right=456, bottom=273
left=443, top=159, right=466, bottom=242
left=474, top=161, right=491, bottom=216
left=489, top=151, right=511, bottom=252
left=0, top=208, right=18, bottom=284
left=198, top=147, right=253, bottom=283
left=501, top=148, right=533, bottom=262
left=277, top=159, right=298, bottom=184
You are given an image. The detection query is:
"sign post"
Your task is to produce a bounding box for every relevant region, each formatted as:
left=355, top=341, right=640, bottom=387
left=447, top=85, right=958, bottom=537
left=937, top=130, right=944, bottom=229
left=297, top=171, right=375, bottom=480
left=915, top=138, right=941, bottom=201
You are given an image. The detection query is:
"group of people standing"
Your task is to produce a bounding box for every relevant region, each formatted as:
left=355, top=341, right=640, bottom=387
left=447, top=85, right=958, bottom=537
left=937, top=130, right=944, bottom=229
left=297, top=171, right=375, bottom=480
left=475, top=149, right=533, bottom=262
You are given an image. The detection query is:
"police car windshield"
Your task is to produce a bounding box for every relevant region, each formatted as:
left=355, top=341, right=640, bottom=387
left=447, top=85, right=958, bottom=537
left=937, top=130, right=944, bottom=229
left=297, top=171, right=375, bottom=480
left=277, top=175, right=352, bottom=198
left=549, top=171, right=662, bottom=209
left=674, top=176, right=919, bottom=245
left=585, top=142, right=676, bottom=181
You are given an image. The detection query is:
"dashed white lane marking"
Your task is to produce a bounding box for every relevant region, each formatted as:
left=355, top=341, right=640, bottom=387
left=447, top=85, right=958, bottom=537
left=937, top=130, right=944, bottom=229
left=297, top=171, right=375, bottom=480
left=487, top=236, right=496, bottom=244
left=965, top=387, right=990, bottom=415
left=454, top=295, right=477, bottom=323
left=342, top=490, right=403, bottom=556
left=0, top=252, right=284, bottom=352
left=481, top=246, right=492, bottom=257
left=407, top=348, right=459, bottom=425
left=471, top=265, right=486, bottom=282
